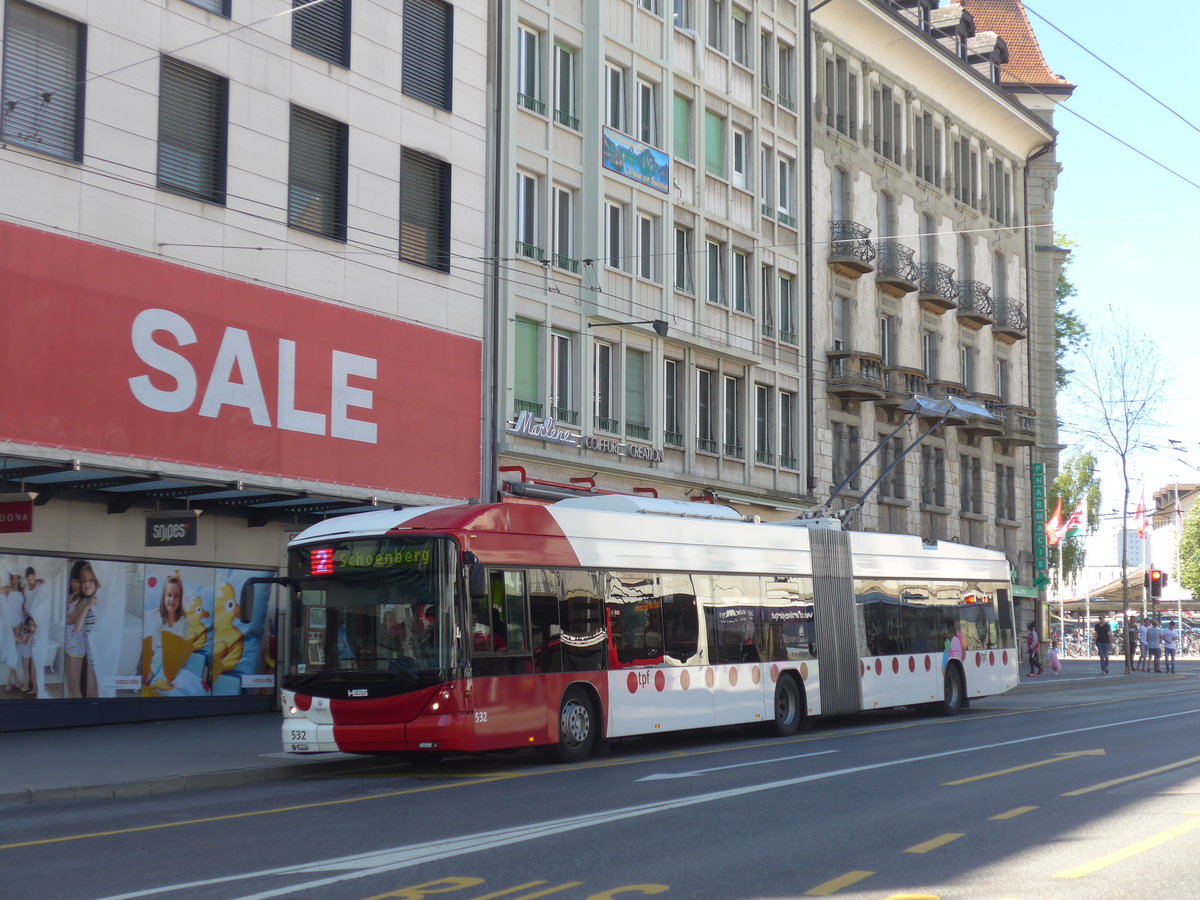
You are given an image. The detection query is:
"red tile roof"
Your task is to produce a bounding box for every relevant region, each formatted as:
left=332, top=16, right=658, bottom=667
left=951, top=0, right=1074, bottom=89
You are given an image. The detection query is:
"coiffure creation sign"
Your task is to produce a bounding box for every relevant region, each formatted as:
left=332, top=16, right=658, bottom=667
left=0, top=223, right=481, bottom=497
left=508, top=411, right=664, bottom=462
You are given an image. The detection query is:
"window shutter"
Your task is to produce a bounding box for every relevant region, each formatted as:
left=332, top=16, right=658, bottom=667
left=288, top=106, right=348, bottom=240
left=402, top=0, right=453, bottom=110
left=514, top=320, right=540, bottom=406
left=292, top=0, right=350, bottom=67
left=1, top=1, right=83, bottom=160
left=625, top=348, right=646, bottom=428
left=158, top=57, right=226, bottom=203
left=400, top=148, right=450, bottom=271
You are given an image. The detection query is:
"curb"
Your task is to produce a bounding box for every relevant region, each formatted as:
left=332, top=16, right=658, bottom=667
left=0, top=754, right=382, bottom=808
left=1008, top=671, right=1189, bottom=694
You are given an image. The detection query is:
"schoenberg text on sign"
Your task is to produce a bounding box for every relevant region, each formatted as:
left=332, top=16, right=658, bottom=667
left=508, top=412, right=664, bottom=462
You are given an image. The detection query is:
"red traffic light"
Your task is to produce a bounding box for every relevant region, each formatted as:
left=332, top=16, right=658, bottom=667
left=1150, top=569, right=1162, bottom=582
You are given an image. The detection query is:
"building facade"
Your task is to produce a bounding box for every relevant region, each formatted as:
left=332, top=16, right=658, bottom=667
left=809, top=0, right=1070, bottom=593
left=0, top=0, right=487, bottom=727
left=490, top=0, right=815, bottom=513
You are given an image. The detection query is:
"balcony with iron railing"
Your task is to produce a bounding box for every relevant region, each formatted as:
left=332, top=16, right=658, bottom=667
left=828, top=220, right=877, bottom=277
left=991, top=296, right=1028, bottom=343
left=875, top=241, right=919, bottom=295
left=956, top=280, right=994, bottom=328
left=917, top=261, right=958, bottom=313
left=697, top=437, right=718, bottom=454
left=594, top=415, right=619, bottom=433
left=755, top=449, right=775, bottom=465
left=724, top=442, right=745, bottom=459
left=518, top=92, right=546, bottom=115
left=962, top=395, right=1005, bottom=439
left=625, top=423, right=651, bottom=441
left=996, top=404, right=1036, bottom=448
left=551, top=406, right=578, bottom=426
left=514, top=399, right=543, bottom=417
left=664, top=430, right=684, bottom=448
left=515, top=241, right=544, bottom=262
left=826, top=349, right=885, bottom=401
left=553, top=253, right=580, bottom=274
left=879, top=365, right=927, bottom=411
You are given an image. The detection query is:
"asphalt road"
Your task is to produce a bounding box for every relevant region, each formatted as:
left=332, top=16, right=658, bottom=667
left=4, top=675, right=1200, bottom=900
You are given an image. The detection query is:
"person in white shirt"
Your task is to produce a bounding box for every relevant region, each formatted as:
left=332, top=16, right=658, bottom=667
left=1145, top=619, right=1163, bottom=673
left=1137, top=618, right=1150, bottom=671
left=1162, top=620, right=1180, bottom=674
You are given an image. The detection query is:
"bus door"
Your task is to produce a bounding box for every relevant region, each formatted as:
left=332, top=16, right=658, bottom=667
left=809, top=529, right=864, bottom=716
left=707, top=575, right=767, bottom=726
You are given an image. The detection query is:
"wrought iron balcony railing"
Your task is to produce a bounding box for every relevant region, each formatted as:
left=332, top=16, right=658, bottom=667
left=594, top=415, right=619, bottom=433
left=829, top=220, right=877, bottom=275
left=664, top=430, right=684, bottom=448
left=956, top=280, right=994, bottom=326
left=697, top=438, right=718, bottom=454
left=992, top=296, right=1028, bottom=341
left=514, top=399, right=543, bottom=417
left=518, top=93, right=546, bottom=115
left=827, top=350, right=885, bottom=400
left=918, top=261, right=957, bottom=312
left=875, top=241, right=919, bottom=293
left=551, top=406, right=578, bottom=425
left=516, top=241, right=544, bottom=262
left=625, top=423, right=650, bottom=441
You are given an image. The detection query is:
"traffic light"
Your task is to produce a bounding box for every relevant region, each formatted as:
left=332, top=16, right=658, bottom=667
left=1149, top=569, right=1164, bottom=600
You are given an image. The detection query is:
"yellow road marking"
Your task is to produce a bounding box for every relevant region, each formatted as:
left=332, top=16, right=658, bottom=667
left=904, top=833, right=964, bottom=854
left=990, top=806, right=1038, bottom=820
left=805, top=870, right=874, bottom=895
left=1054, top=812, right=1200, bottom=878
left=944, top=749, right=1104, bottom=785
left=881, top=895, right=940, bottom=899
left=1062, top=755, right=1200, bottom=796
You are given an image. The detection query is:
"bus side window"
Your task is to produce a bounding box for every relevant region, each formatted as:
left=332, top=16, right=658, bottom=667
left=661, top=593, right=699, bottom=663
left=560, top=571, right=606, bottom=672
left=529, top=569, right=561, bottom=673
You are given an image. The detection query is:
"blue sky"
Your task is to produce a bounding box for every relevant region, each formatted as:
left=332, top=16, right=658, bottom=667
left=1025, top=0, right=1200, bottom=507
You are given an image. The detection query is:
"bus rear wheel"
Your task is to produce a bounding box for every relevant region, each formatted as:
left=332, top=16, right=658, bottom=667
left=555, top=686, right=597, bottom=763
left=772, top=675, right=805, bottom=736
left=937, top=666, right=964, bottom=716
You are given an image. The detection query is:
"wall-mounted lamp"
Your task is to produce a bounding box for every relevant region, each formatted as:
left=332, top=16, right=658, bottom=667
left=0, top=491, right=38, bottom=503
left=587, top=319, right=669, bottom=338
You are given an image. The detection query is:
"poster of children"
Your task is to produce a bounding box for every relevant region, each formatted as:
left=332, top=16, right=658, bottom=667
left=65, top=559, right=143, bottom=698
left=0, top=555, right=67, bottom=699
left=141, top=565, right=213, bottom=697
left=211, top=568, right=278, bottom=695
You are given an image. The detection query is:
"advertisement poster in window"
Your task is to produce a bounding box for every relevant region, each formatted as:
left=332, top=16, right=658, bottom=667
left=65, top=558, right=144, bottom=698
left=0, top=554, right=67, bottom=699
left=141, top=565, right=213, bottom=697
left=211, top=569, right=278, bottom=695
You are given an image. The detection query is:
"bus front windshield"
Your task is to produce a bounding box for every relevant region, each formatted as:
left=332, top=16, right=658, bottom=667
left=285, top=536, right=458, bottom=692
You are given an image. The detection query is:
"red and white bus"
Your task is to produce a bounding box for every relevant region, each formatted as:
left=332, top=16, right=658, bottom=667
left=279, top=495, right=1018, bottom=761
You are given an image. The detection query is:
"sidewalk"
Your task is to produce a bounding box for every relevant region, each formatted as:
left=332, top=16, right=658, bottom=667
left=1, top=660, right=1190, bottom=807
left=0, top=712, right=375, bottom=807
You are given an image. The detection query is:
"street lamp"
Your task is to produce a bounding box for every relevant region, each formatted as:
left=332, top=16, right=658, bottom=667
left=587, top=319, right=669, bottom=337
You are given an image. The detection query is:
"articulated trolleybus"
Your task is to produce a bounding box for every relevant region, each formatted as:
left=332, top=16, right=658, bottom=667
left=280, top=495, right=1018, bottom=762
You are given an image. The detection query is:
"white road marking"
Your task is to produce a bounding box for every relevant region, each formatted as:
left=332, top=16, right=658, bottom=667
left=93, top=706, right=1200, bottom=900
left=638, top=748, right=838, bottom=780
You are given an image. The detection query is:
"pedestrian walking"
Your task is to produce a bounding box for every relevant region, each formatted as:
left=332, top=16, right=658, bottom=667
left=1094, top=613, right=1112, bottom=674
left=1026, top=621, right=1043, bottom=677
left=1048, top=642, right=1061, bottom=674
left=1162, top=620, right=1179, bottom=674
left=1137, top=617, right=1150, bottom=671
left=1146, top=619, right=1163, bottom=673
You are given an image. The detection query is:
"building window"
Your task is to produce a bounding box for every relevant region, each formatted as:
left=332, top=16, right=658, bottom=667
left=704, top=110, right=726, bottom=177
left=705, top=239, right=725, bottom=305
left=514, top=318, right=541, bottom=416
left=731, top=7, right=750, bottom=66
left=914, top=111, right=942, bottom=187
left=636, top=78, right=658, bottom=146
left=831, top=165, right=850, bottom=222
left=871, top=84, right=902, bottom=164
left=552, top=186, right=577, bottom=272
left=731, top=127, right=749, bottom=190
left=958, top=233, right=975, bottom=281
left=638, top=0, right=660, bottom=15
left=759, top=145, right=773, bottom=214
left=674, top=225, right=694, bottom=292
left=832, top=423, right=860, bottom=491
left=993, top=250, right=1008, bottom=298
left=696, top=368, right=716, bottom=451
left=705, top=0, right=726, bottom=52
left=832, top=293, right=851, bottom=351
left=554, top=44, right=578, bottom=129
left=515, top=171, right=541, bottom=260
left=625, top=348, right=649, bottom=438
left=777, top=155, right=795, bottom=225
left=879, top=314, right=897, bottom=366
left=878, top=436, right=905, bottom=500
left=402, top=0, right=453, bottom=111
left=920, top=213, right=937, bottom=265
left=953, top=135, right=978, bottom=207
left=551, top=331, right=577, bottom=423
left=1, top=1, right=84, bottom=161
left=776, top=42, right=795, bottom=110
left=960, top=345, right=977, bottom=392
left=779, top=391, right=797, bottom=468
left=183, top=0, right=229, bottom=13
left=723, top=375, right=743, bottom=458
left=288, top=105, right=347, bottom=241
left=921, top=446, right=946, bottom=507
left=778, top=274, right=796, bottom=344
left=292, top=0, right=350, bottom=67
left=605, top=201, right=626, bottom=269
left=594, top=342, right=616, bottom=431
left=989, top=158, right=1012, bottom=225
left=759, top=31, right=773, bottom=97
left=665, top=358, right=683, bottom=446
left=959, top=454, right=982, bottom=515
left=825, top=54, right=857, bottom=138
left=731, top=250, right=750, bottom=313
left=158, top=57, right=227, bottom=204
left=760, top=265, right=774, bottom=336
left=516, top=25, right=543, bottom=114
left=922, top=330, right=939, bottom=381
left=673, top=0, right=693, bottom=30
left=400, top=147, right=451, bottom=271
left=673, top=93, right=693, bottom=161
left=755, top=385, right=772, bottom=464
left=636, top=213, right=657, bottom=280
left=605, top=63, right=626, bottom=132
left=996, top=357, right=1010, bottom=403
left=995, top=463, right=1017, bottom=521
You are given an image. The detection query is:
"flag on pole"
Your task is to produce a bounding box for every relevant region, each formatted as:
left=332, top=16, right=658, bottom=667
left=1046, top=497, right=1063, bottom=546
left=1135, top=498, right=1147, bottom=538
left=1062, top=498, right=1087, bottom=538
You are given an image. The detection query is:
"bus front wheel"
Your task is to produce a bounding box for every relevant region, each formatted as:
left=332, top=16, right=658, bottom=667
left=555, top=686, right=597, bottom=763
left=772, top=675, right=806, bottom=736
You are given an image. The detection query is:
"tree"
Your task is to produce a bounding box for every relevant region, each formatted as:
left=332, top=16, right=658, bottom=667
left=1179, top=501, right=1200, bottom=596
left=1055, top=236, right=1087, bottom=391
left=1064, top=312, right=1167, bottom=672
left=1050, top=450, right=1101, bottom=589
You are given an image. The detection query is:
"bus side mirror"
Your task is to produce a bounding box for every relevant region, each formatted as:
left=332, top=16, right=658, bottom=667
left=468, top=564, right=487, bottom=600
